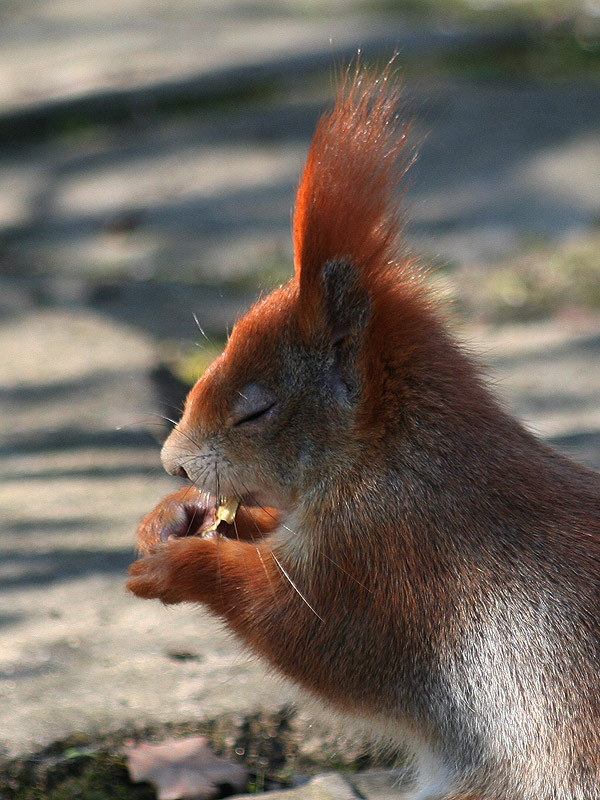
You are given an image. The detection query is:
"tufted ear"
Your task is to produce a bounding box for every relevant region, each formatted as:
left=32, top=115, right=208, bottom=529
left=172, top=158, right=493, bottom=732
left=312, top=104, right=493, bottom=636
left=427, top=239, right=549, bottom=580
left=292, top=64, right=412, bottom=335
left=321, top=258, right=370, bottom=345
left=320, top=258, right=370, bottom=406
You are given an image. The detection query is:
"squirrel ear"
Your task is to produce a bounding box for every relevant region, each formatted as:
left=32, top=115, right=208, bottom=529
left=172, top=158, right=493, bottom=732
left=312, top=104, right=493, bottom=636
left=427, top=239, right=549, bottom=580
left=322, top=258, right=370, bottom=343
left=319, top=259, right=370, bottom=405
left=292, top=68, right=411, bottom=341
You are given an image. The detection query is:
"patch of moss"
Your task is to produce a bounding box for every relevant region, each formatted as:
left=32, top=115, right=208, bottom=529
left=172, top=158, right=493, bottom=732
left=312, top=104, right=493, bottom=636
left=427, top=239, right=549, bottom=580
left=439, top=31, right=600, bottom=83
left=166, top=339, right=226, bottom=387
left=0, top=739, right=152, bottom=800
left=0, top=708, right=403, bottom=799
left=429, top=230, right=600, bottom=323
left=220, top=254, right=291, bottom=296
left=1, top=80, right=281, bottom=147
left=368, top=0, right=589, bottom=25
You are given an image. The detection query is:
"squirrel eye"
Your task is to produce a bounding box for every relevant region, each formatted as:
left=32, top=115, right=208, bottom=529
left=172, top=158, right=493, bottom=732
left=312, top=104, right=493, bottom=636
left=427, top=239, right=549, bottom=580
left=230, top=383, right=278, bottom=427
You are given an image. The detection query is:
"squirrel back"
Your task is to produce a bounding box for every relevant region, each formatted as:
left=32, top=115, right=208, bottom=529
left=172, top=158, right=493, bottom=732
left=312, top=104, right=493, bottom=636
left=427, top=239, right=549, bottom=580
left=129, top=67, right=600, bottom=800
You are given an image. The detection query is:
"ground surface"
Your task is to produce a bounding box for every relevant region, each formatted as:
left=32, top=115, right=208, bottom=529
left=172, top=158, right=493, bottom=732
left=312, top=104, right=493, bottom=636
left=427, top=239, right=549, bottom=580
left=1, top=2, right=599, bottom=797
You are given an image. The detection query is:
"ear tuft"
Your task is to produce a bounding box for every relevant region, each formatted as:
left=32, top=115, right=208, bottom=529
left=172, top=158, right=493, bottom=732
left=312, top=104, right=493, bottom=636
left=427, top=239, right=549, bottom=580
left=293, top=62, right=414, bottom=324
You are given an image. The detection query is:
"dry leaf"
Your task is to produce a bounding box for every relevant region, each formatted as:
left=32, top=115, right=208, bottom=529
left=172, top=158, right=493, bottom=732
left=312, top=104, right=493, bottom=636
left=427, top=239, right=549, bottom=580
left=124, top=735, right=248, bottom=800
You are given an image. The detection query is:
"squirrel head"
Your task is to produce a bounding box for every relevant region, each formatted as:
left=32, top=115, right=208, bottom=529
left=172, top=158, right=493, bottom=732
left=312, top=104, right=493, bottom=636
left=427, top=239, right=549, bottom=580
left=161, top=67, right=443, bottom=516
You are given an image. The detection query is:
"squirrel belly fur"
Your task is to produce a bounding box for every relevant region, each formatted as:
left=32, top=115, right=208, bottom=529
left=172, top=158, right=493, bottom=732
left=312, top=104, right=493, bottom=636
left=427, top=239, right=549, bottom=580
left=128, top=67, right=600, bottom=799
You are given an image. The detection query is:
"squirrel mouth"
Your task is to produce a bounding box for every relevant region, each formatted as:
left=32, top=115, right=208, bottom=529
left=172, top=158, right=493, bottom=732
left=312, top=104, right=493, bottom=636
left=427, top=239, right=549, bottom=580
left=161, top=496, right=240, bottom=542
left=200, top=497, right=239, bottom=535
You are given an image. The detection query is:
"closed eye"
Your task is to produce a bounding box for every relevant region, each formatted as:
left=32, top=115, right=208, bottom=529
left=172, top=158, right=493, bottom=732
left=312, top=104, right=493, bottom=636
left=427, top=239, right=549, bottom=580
left=233, top=400, right=277, bottom=427
left=229, top=383, right=278, bottom=428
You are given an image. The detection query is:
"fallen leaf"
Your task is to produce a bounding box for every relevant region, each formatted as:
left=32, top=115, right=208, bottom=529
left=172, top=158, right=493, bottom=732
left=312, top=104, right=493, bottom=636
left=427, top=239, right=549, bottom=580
left=124, top=735, right=248, bottom=800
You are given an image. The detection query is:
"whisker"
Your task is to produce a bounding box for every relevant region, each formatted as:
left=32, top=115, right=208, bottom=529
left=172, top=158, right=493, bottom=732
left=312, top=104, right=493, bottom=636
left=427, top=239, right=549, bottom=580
left=160, top=452, right=324, bottom=622
left=192, top=313, right=213, bottom=344
left=229, top=477, right=267, bottom=545
left=115, top=418, right=158, bottom=431
left=255, top=543, right=278, bottom=601
left=215, top=530, right=224, bottom=605
left=113, top=422, right=164, bottom=448
left=228, top=470, right=294, bottom=535
left=218, top=289, right=231, bottom=342
left=230, top=502, right=268, bottom=597
left=226, top=473, right=320, bottom=617
left=167, top=425, right=205, bottom=451
left=115, top=418, right=171, bottom=437
left=172, top=452, right=214, bottom=466
left=230, top=479, right=278, bottom=601
left=227, top=470, right=364, bottom=597
left=192, top=463, right=211, bottom=494
left=270, top=550, right=324, bottom=622
left=318, top=550, right=373, bottom=593
left=181, top=500, right=202, bottom=538
left=158, top=414, right=179, bottom=427
left=160, top=403, right=186, bottom=417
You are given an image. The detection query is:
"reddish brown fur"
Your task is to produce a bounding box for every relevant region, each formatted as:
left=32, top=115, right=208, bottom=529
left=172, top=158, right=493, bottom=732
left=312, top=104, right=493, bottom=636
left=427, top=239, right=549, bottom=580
left=293, top=67, right=415, bottom=330
left=128, top=68, right=600, bottom=799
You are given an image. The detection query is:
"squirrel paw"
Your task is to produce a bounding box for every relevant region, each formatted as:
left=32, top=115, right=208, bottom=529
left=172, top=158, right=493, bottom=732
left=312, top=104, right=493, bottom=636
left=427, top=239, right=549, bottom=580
left=127, top=547, right=177, bottom=603
left=136, top=488, right=217, bottom=555
left=127, top=539, right=213, bottom=604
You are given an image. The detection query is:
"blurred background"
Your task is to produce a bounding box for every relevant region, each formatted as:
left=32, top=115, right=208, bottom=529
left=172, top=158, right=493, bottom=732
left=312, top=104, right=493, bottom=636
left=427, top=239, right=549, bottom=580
left=1, top=0, right=600, bottom=793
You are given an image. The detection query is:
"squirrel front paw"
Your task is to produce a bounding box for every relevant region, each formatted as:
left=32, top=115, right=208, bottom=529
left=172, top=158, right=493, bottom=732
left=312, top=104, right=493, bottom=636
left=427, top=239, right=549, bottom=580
left=136, top=487, right=216, bottom=554
left=127, top=538, right=215, bottom=604
left=127, top=546, right=178, bottom=603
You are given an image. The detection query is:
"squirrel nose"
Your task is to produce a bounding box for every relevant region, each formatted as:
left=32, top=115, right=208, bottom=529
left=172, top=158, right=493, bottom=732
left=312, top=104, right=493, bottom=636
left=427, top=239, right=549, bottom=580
left=169, top=464, right=189, bottom=479
left=161, top=452, right=189, bottom=480
left=160, top=430, right=191, bottom=479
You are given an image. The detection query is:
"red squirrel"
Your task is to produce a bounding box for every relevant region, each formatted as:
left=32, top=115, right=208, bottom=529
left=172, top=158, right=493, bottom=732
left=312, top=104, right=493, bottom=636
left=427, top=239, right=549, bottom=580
left=128, top=68, right=600, bottom=799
